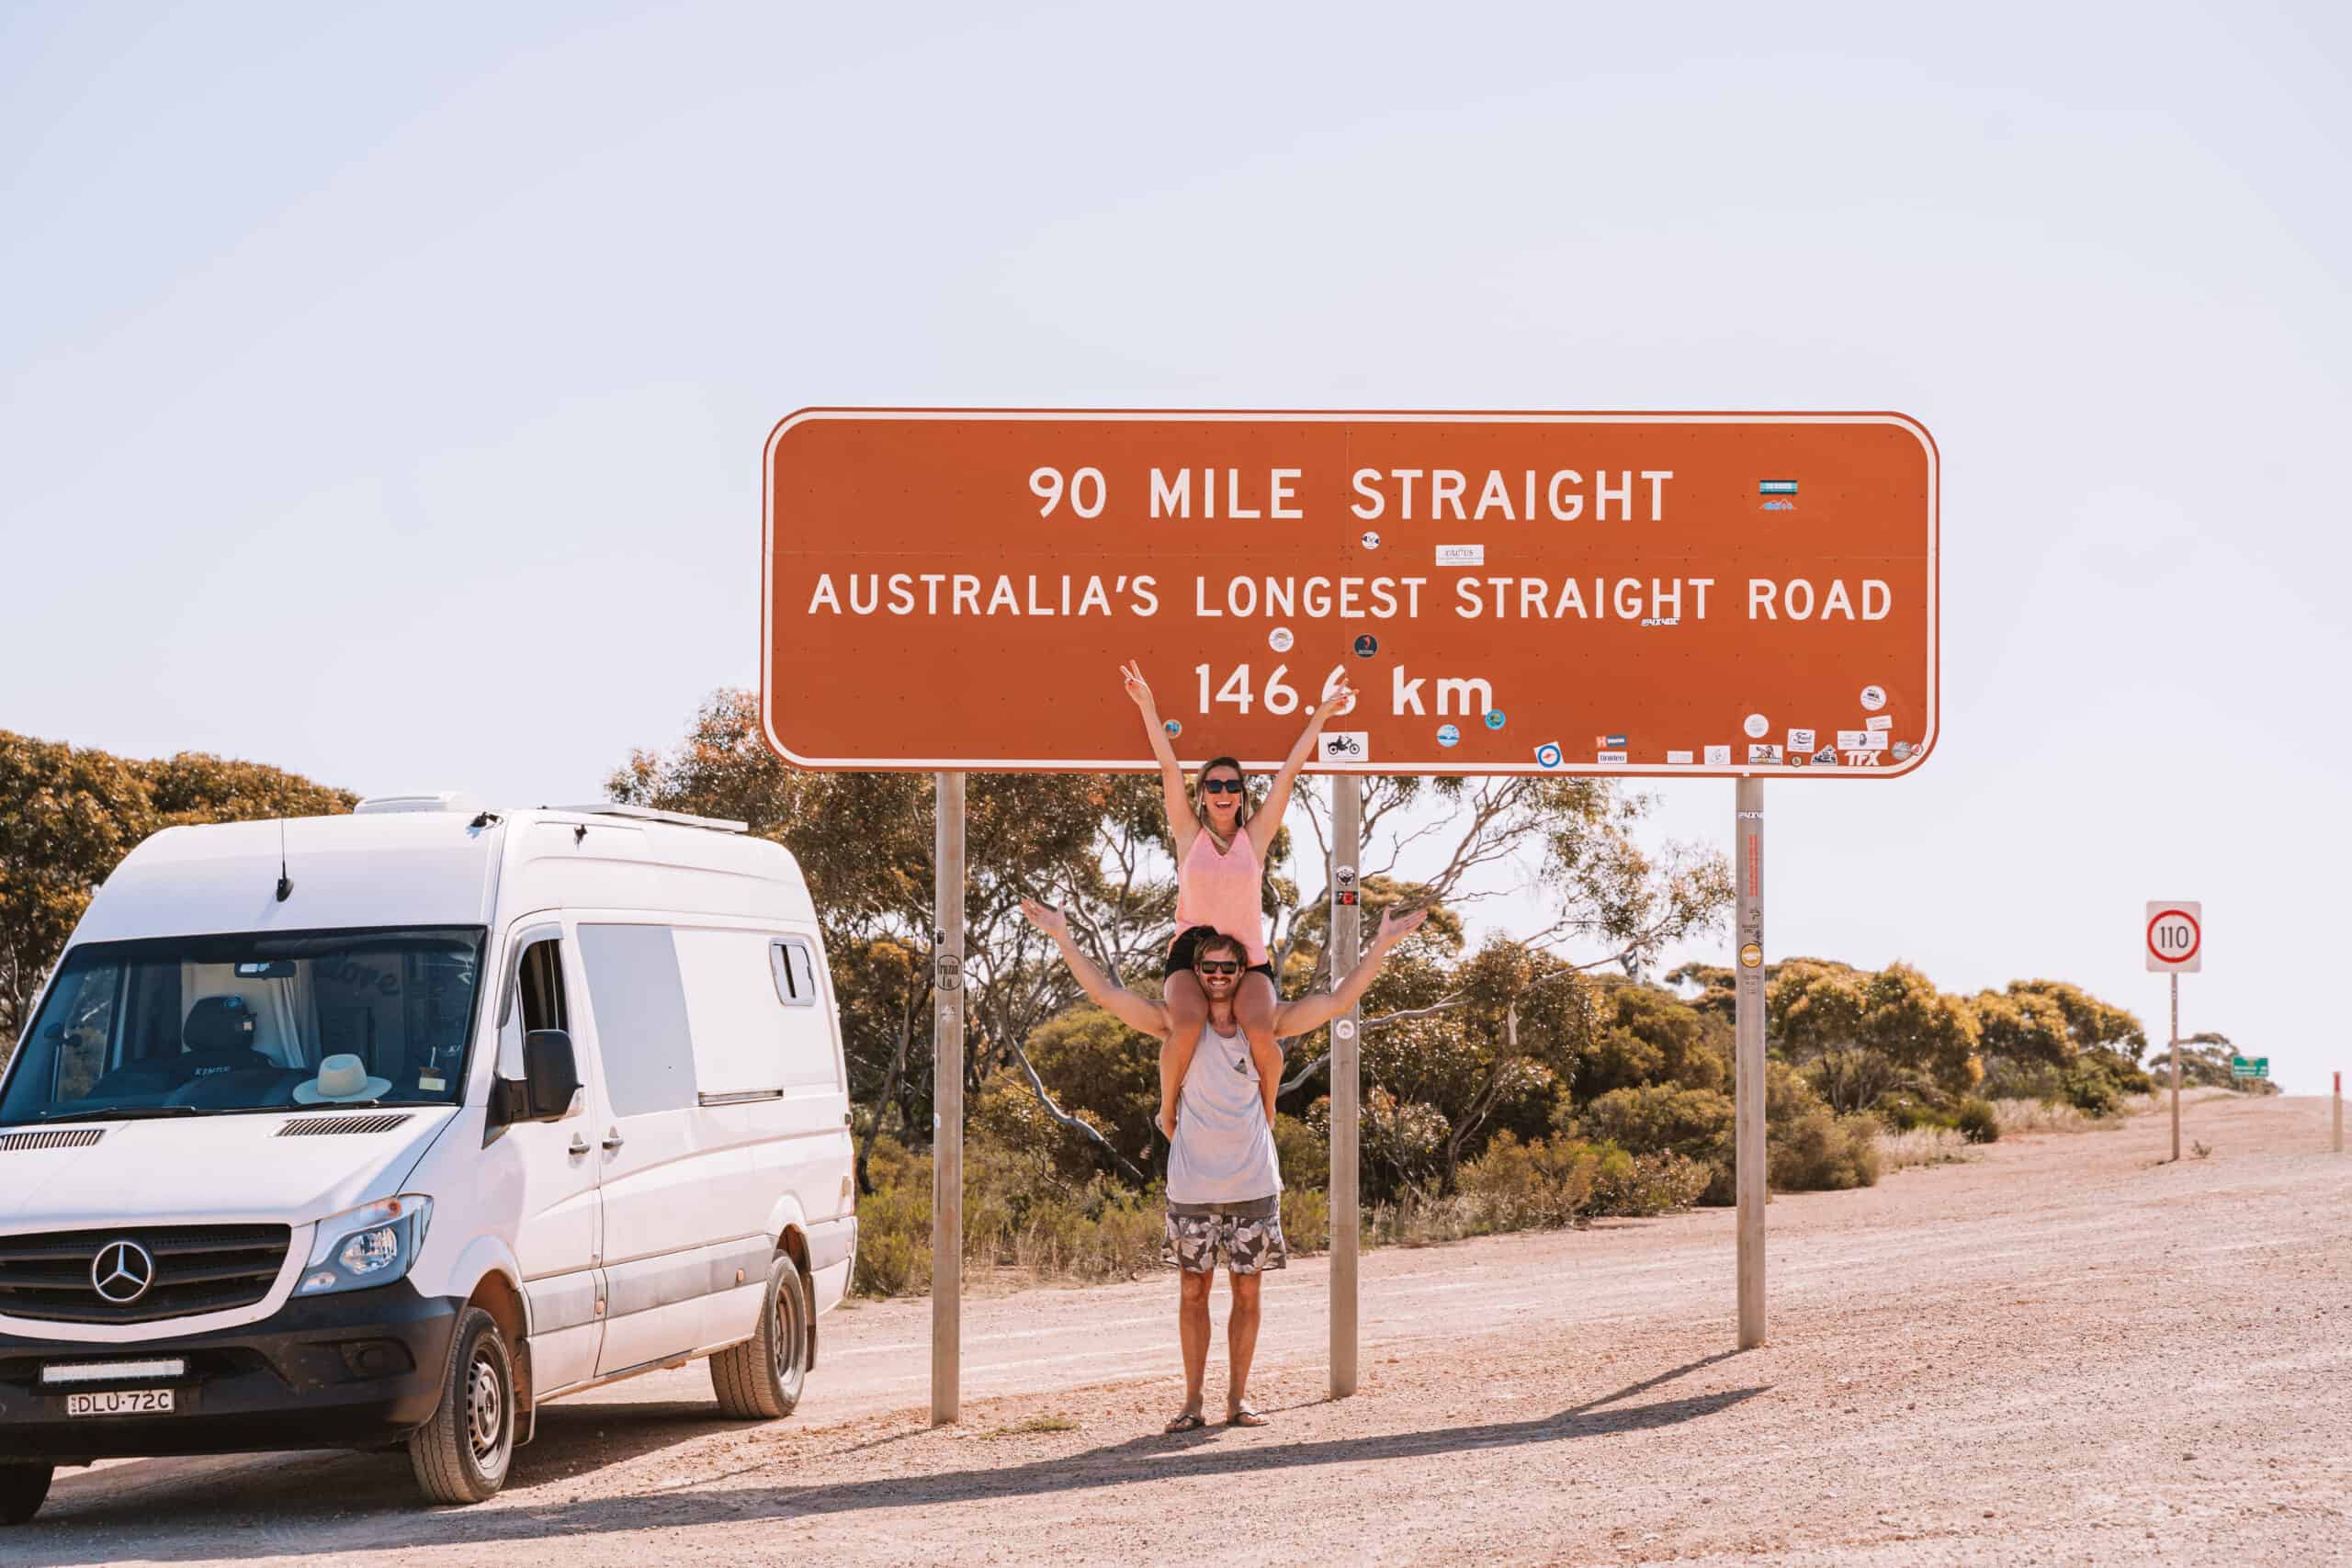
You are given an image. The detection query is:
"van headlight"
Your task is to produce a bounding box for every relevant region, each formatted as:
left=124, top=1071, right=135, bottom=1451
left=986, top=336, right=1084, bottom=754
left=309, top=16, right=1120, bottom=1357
left=296, top=1195, right=434, bottom=1296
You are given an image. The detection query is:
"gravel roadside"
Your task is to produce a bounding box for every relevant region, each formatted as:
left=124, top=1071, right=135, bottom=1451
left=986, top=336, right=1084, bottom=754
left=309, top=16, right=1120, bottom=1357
left=22, top=1090, right=2350, bottom=1566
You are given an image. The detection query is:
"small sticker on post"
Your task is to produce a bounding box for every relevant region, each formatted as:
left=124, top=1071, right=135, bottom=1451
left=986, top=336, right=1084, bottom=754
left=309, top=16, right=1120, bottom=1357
left=1744, top=714, right=1770, bottom=739
left=1786, top=728, right=1815, bottom=751
left=1268, top=626, right=1294, bottom=653
left=1860, top=685, right=1887, bottom=711
left=1739, top=942, right=1763, bottom=969
left=1667, top=750, right=1695, bottom=764
left=1435, top=544, right=1484, bottom=567
left=1704, top=745, right=1732, bottom=766
left=1335, top=1020, right=1358, bottom=1041
left=1866, top=715, right=1892, bottom=731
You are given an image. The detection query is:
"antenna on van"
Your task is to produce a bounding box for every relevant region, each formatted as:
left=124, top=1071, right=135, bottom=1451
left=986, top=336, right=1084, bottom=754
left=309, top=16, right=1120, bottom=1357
left=276, top=815, right=295, bottom=903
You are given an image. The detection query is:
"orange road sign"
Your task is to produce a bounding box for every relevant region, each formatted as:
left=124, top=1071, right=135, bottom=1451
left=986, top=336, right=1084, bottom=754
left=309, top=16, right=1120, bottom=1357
left=762, top=410, right=1938, bottom=775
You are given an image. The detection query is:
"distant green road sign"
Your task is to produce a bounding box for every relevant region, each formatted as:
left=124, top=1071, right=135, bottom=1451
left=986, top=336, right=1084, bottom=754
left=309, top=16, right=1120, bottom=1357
left=2231, top=1055, right=2267, bottom=1079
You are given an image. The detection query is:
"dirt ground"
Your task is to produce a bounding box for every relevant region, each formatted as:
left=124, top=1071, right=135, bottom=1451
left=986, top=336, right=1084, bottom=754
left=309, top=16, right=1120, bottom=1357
left=16, top=1091, right=2350, bottom=1566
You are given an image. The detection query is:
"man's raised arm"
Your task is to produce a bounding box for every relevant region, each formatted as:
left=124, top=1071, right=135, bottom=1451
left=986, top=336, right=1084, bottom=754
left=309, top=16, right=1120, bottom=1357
left=1272, top=905, right=1430, bottom=1039
left=1020, top=898, right=1173, bottom=1040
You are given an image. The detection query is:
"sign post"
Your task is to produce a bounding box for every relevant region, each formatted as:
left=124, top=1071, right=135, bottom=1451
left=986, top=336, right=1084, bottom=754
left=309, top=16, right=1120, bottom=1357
left=762, top=408, right=1939, bottom=1377
left=932, top=773, right=965, bottom=1425
left=1329, top=777, right=1362, bottom=1397
left=1735, top=780, right=1766, bottom=1348
left=2146, top=902, right=2202, bottom=1163
left=2335, top=1072, right=2343, bottom=1156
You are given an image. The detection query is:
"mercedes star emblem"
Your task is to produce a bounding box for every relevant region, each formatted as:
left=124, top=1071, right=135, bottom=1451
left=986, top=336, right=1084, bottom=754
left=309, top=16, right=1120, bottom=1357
left=91, top=1239, right=156, bottom=1304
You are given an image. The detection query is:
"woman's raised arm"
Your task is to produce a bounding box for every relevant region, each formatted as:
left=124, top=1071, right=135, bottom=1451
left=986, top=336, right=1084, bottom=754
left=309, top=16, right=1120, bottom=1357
left=1249, top=672, right=1355, bottom=858
left=1122, top=660, right=1198, bottom=858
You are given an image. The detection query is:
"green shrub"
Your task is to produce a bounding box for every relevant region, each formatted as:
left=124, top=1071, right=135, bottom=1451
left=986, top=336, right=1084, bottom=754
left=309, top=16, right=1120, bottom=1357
left=1589, top=1149, right=1712, bottom=1216
left=1875, top=1094, right=1954, bottom=1134
left=1273, top=1112, right=1329, bottom=1190
left=1457, top=1131, right=1601, bottom=1229
left=1281, top=1186, right=1330, bottom=1253
left=1769, top=1107, right=1881, bottom=1191
left=1572, top=1084, right=1735, bottom=1161
left=852, top=1143, right=934, bottom=1296
left=1954, top=1097, right=2000, bottom=1144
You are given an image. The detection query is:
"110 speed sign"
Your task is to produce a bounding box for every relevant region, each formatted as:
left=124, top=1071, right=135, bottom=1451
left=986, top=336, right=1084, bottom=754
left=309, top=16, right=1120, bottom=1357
left=2145, top=902, right=2201, bottom=974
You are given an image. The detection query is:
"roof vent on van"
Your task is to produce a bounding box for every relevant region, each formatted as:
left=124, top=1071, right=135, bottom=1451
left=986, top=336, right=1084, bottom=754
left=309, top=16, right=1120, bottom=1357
left=354, top=792, right=488, bottom=817
left=555, top=804, right=750, bottom=834
left=0, top=1128, right=106, bottom=1152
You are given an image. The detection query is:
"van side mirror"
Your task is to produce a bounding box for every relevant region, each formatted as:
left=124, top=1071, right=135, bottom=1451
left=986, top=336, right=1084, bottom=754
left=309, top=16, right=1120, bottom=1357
left=517, top=1030, right=583, bottom=1122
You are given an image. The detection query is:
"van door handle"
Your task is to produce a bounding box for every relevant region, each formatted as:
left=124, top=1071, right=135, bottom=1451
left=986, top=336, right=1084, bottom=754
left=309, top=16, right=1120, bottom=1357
left=602, top=1129, right=625, bottom=1153
left=569, top=1135, right=591, bottom=1157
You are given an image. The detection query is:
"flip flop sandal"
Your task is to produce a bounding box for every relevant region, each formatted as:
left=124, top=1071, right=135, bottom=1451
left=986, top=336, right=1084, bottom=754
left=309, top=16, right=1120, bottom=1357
left=1227, top=1404, right=1269, bottom=1427
left=1163, top=1412, right=1208, bottom=1433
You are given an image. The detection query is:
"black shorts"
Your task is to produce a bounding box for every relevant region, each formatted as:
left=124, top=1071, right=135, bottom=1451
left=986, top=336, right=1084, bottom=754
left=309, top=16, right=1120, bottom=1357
left=1162, top=924, right=1277, bottom=987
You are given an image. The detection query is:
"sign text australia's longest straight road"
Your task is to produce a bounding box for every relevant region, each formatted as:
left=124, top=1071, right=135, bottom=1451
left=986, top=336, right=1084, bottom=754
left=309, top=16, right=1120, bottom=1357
left=763, top=410, right=1939, bottom=775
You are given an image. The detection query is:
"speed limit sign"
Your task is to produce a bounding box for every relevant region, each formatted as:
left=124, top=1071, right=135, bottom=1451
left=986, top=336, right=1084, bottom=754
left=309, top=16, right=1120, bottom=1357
left=2145, top=902, right=2201, bottom=973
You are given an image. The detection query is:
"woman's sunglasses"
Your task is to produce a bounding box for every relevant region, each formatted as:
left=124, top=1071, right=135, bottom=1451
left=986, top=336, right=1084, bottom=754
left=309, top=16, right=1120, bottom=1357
left=1195, top=959, right=1242, bottom=976
left=1201, top=778, right=1246, bottom=795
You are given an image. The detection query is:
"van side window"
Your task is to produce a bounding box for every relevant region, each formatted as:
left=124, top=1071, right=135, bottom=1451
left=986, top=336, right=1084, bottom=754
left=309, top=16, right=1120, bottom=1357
left=576, top=924, right=695, bottom=1117
left=769, top=939, right=819, bottom=1008
left=516, top=940, right=568, bottom=1034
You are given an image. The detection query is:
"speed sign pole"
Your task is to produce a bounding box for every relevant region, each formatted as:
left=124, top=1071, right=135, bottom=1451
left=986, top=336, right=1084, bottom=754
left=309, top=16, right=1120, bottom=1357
left=2146, top=902, right=2202, bottom=1164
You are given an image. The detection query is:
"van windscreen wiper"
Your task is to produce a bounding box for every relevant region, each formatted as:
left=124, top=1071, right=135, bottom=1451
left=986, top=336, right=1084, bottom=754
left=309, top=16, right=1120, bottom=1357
left=25, top=1105, right=208, bottom=1125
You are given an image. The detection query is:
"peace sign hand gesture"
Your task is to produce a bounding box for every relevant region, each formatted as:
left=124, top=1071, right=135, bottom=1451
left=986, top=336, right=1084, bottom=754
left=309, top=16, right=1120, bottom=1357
left=1120, top=661, right=1157, bottom=715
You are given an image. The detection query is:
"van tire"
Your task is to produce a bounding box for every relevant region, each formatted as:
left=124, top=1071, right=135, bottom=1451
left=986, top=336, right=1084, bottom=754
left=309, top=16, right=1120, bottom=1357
left=0, top=1464, right=51, bottom=1525
left=710, top=1254, right=807, bottom=1419
left=408, top=1307, right=516, bottom=1505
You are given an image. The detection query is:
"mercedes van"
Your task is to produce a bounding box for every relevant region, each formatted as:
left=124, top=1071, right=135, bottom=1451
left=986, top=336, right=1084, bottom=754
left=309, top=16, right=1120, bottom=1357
left=0, top=795, right=857, bottom=1518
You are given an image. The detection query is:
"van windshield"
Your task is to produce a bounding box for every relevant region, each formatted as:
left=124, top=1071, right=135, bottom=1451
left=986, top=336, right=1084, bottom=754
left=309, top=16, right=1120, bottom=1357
left=0, top=928, right=487, bottom=1126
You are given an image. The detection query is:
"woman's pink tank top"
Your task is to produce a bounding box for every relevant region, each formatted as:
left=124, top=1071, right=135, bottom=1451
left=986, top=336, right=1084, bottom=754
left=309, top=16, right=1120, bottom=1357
left=1171, top=828, right=1269, bottom=965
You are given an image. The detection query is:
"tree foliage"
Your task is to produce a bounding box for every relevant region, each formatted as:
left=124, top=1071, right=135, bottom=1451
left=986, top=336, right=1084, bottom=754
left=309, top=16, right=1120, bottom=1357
left=1, top=731, right=355, bottom=1053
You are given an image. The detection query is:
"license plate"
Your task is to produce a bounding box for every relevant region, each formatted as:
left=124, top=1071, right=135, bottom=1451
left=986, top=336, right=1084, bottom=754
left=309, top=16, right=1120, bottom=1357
left=65, top=1389, right=175, bottom=1417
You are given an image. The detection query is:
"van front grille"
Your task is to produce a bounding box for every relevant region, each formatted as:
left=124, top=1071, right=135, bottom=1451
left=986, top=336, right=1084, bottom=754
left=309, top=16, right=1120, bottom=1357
left=0, top=1224, right=291, bottom=1325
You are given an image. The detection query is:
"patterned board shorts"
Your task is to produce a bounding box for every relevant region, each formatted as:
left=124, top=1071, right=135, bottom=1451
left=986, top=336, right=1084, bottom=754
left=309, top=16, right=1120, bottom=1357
left=1164, top=1205, right=1288, bottom=1275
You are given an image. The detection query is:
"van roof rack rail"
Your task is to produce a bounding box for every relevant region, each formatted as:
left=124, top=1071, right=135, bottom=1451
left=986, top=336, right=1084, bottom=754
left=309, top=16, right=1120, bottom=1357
left=553, top=803, right=750, bottom=834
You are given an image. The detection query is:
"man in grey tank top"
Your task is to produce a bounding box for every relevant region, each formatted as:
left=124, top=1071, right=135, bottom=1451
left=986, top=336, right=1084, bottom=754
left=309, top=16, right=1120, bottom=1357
left=1023, top=899, right=1427, bottom=1431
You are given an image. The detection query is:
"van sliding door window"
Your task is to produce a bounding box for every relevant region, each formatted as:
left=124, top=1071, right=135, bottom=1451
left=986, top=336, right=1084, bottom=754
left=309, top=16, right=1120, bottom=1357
left=576, top=924, right=697, bottom=1117
left=769, top=939, right=820, bottom=1007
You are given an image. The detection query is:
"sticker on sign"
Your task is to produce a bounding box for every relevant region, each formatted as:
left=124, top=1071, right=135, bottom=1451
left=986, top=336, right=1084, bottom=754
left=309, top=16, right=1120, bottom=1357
left=2145, top=901, right=2201, bottom=973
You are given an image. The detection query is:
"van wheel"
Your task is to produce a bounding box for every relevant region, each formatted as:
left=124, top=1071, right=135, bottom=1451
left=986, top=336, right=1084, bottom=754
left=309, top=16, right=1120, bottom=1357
left=710, top=1255, right=807, bottom=1419
left=408, top=1307, right=516, bottom=1505
left=0, top=1464, right=51, bottom=1525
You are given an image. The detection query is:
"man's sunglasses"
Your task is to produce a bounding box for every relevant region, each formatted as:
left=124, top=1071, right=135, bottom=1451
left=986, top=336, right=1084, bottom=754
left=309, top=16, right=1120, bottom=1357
left=1201, top=778, right=1246, bottom=795
left=1195, top=959, right=1243, bottom=976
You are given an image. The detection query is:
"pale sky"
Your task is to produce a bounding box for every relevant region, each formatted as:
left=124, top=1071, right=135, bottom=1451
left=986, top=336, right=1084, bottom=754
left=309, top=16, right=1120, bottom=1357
left=5, top=3, right=2346, bottom=1093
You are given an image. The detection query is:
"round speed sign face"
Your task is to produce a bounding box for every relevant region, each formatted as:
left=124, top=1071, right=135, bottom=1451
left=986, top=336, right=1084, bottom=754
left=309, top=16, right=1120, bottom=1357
left=2145, top=905, right=2201, bottom=972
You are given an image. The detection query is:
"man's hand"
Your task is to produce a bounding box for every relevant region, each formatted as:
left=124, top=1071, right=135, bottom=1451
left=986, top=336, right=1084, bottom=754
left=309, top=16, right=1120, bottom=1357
left=1375, top=905, right=1430, bottom=948
left=1020, top=897, right=1069, bottom=940
left=1120, top=660, right=1157, bottom=715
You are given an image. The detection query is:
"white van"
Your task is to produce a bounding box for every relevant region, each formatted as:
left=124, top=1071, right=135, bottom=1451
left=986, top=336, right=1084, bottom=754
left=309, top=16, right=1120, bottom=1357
left=0, top=795, right=857, bottom=1519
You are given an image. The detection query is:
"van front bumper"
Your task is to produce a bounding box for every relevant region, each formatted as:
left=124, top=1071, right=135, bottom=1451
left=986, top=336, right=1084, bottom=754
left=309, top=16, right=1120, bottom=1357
left=0, top=1281, right=458, bottom=1464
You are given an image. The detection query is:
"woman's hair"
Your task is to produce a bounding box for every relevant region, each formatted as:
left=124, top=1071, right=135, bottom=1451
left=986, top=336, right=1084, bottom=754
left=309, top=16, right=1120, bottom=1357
left=1193, top=755, right=1250, bottom=829
left=1191, top=930, right=1249, bottom=969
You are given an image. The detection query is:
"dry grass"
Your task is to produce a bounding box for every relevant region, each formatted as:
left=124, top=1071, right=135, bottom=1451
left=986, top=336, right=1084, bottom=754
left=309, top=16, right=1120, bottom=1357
left=2120, top=1088, right=2238, bottom=1118
left=1992, top=1098, right=2108, bottom=1136
left=1878, top=1126, right=1975, bottom=1171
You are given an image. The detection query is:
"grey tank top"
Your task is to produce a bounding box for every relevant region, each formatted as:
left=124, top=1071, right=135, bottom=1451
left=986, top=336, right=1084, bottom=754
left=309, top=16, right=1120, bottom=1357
left=1165, top=1020, right=1283, bottom=1205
